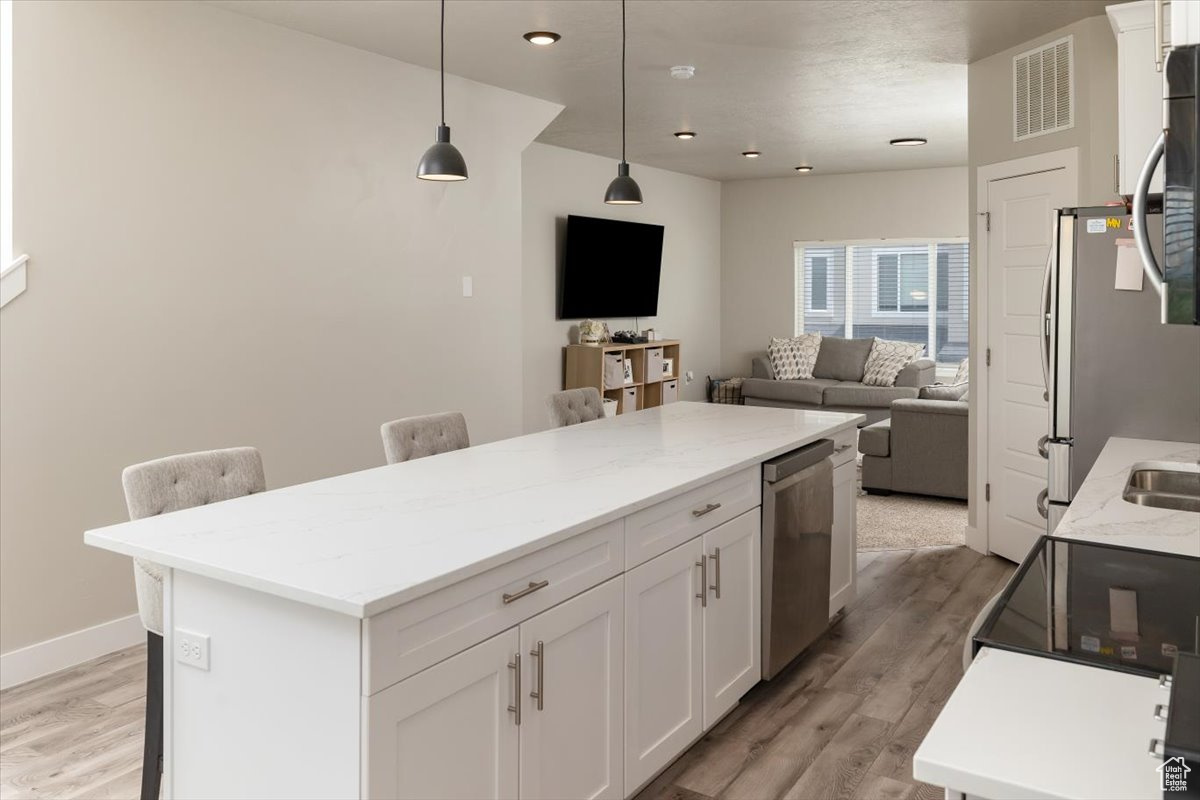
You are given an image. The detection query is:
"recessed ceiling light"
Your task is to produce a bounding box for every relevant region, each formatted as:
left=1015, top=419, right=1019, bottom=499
left=890, top=137, right=927, bottom=146
left=674, top=131, right=697, bottom=140
left=741, top=151, right=761, bottom=158
left=670, top=65, right=696, bottom=80
left=523, top=31, right=561, bottom=46
left=794, top=165, right=814, bottom=173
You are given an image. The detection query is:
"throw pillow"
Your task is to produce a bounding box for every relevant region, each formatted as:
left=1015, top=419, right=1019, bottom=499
left=953, top=358, right=970, bottom=386
left=812, top=337, right=873, bottom=382
left=862, top=338, right=925, bottom=387
left=769, top=333, right=822, bottom=380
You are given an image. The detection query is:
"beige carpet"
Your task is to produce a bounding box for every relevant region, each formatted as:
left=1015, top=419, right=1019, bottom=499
left=857, top=490, right=968, bottom=551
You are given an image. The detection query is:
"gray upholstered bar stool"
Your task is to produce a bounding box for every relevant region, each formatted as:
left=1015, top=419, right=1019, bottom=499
left=121, top=447, right=266, bottom=800
left=546, top=387, right=605, bottom=427
left=380, top=411, right=470, bottom=464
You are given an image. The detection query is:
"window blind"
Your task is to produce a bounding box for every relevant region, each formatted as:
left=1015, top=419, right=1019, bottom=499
left=794, top=240, right=969, bottom=368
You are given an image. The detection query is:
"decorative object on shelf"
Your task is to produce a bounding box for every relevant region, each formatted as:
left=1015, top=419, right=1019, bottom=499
left=623, top=359, right=635, bottom=384
left=416, top=0, right=468, bottom=182
left=604, top=0, right=642, bottom=205
left=579, top=319, right=609, bottom=345
left=612, top=329, right=648, bottom=343
left=662, top=357, right=674, bottom=377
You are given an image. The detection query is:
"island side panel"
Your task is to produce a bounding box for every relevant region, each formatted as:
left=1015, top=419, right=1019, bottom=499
left=169, top=570, right=361, bottom=799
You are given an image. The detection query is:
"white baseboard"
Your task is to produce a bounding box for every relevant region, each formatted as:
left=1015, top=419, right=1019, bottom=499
left=0, top=613, right=144, bottom=690
left=964, top=524, right=987, bottom=555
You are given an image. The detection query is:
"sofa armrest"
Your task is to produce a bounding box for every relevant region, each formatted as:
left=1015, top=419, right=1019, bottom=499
left=890, top=398, right=968, bottom=417
left=895, top=357, right=936, bottom=388
left=751, top=355, right=776, bottom=380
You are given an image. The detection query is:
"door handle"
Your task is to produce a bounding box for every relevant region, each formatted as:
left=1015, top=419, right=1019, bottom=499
left=692, top=502, right=722, bottom=517
left=709, top=547, right=721, bottom=600
left=695, top=557, right=707, bottom=608
left=503, top=580, right=549, bottom=604
left=530, top=640, right=544, bottom=711
left=507, top=653, right=522, bottom=726
left=1132, top=132, right=1167, bottom=322
left=1036, top=488, right=1049, bottom=520
left=1037, top=435, right=1050, bottom=459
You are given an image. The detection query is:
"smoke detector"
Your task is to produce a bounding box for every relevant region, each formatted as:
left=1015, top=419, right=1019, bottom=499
left=670, top=65, right=696, bottom=80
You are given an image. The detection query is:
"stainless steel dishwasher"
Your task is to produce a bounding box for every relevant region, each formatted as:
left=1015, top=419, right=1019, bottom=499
left=761, top=438, right=834, bottom=679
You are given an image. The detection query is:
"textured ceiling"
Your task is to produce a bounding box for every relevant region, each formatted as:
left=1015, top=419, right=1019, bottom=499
left=207, top=0, right=1111, bottom=180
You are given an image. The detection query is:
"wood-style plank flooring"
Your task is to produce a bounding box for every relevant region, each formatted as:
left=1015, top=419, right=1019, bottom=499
left=0, top=546, right=1012, bottom=800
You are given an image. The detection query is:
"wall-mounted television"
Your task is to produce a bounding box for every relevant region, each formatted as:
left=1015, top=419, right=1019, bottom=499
left=558, top=215, right=664, bottom=319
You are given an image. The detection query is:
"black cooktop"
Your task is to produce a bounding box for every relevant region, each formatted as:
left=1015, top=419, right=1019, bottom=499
left=973, top=536, right=1200, bottom=677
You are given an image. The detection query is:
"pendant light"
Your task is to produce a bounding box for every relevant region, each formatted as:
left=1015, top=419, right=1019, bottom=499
left=417, top=0, right=468, bottom=181
left=604, top=0, right=642, bottom=205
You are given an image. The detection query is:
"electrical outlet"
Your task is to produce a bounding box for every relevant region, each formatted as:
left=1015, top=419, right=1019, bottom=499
left=175, top=629, right=210, bottom=671
left=462, top=276, right=473, bottom=297
left=685, top=370, right=694, bottom=383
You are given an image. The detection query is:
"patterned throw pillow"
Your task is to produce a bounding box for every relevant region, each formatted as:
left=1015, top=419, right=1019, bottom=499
left=953, top=358, right=970, bottom=386
left=862, top=338, right=925, bottom=387
left=769, top=333, right=822, bottom=380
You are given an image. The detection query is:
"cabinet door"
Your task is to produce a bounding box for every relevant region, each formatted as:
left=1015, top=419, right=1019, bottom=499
left=624, top=539, right=703, bottom=793
left=829, top=459, right=858, bottom=617
left=701, top=509, right=761, bottom=728
left=519, top=578, right=624, bottom=800
left=365, top=629, right=519, bottom=800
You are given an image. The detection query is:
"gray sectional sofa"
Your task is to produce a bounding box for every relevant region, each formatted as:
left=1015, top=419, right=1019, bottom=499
left=741, top=337, right=936, bottom=425
left=860, top=390, right=969, bottom=500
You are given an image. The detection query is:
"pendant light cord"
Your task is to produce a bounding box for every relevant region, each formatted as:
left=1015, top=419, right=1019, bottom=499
left=440, top=0, right=446, bottom=125
left=621, top=0, right=626, bottom=162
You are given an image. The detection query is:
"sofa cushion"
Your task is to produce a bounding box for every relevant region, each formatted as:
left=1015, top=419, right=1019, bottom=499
left=859, top=420, right=891, bottom=457
left=919, top=382, right=969, bottom=401
left=823, top=381, right=919, bottom=407
left=812, top=337, right=873, bottom=382
left=740, top=377, right=838, bottom=406
left=769, top=333, right=822, bottom=380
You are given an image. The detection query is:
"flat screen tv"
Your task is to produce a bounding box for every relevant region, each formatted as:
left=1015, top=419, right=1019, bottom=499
left=558, top=215, right=664, bottom=319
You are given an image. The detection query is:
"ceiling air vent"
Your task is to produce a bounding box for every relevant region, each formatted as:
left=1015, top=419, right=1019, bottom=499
left=1013, top=35, right=1074, bottom=141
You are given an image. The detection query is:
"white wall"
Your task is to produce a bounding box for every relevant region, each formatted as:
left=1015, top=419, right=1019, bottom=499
left=1, top=0, right=560, bottom=655
left=720, top=167, right=970, bottom=374
left=521, top=144, right=722, bottom=432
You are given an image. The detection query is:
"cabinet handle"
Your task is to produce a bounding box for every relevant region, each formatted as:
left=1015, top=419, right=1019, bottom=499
left=695, top=558, right=707, bottom=607
left=1154, top=703, right=1169, bottom=722
left=834, top=444, right=854, bottom=454
left=692, top=502, right=722, bottom=517
left=709, top=547, right=721, bottom=600
left=507, top=653, right=521, bottom=726
left=530, top=640, right=544, bottom=711
left=503, top=580, right=549, bottom=605
left=1149, top=738, right=1164, bottom=758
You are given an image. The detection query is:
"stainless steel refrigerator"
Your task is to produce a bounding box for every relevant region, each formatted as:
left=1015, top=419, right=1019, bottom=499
left=1041, top=207, right=1200, bottom=529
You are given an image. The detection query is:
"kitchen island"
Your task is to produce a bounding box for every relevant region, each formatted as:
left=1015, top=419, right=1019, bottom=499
left=915, top=436, right=1199, bottom=800
left=85, top=402, right=862, bottom=800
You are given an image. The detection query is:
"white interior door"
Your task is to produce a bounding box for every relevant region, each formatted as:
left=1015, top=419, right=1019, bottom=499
left=985, top=167, right=1074, bottom=563
left=624, top=539, right=703, bottom=794
left=701, top=510, right=760, bottom=728
left=365, top=628, right=519, bottom=800
left=519, top=577, right=624, bottom=800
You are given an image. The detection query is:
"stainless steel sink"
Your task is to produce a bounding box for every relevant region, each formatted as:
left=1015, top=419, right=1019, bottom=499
left=1123, top=467, right=1200, bottom=513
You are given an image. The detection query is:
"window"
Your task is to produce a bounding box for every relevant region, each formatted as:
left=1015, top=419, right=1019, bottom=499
left=794, top=238, right=969, bottom=369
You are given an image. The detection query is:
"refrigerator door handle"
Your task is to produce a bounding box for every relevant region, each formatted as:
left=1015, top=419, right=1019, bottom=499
left=1132, top=131, right=1167, bottom=322
left=1040, top=227, right=1056, bottom=404
left=1037, top=435, right=1049, bottom=459
left=1036, top=488, right=1049, bottom=520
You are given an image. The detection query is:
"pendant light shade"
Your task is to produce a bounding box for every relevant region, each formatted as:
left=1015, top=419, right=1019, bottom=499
left=417, top=0, right=468, bottom=182
left=605, top=0, right=642, bottom=205
left=605, top=162, right=643, bottom=204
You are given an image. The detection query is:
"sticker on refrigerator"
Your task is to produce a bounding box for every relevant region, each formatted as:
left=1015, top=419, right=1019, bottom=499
left=1120, top=645, right=1138, bottom=660
left=1081, top=635, right=1101, bottom=653
left=1086, top=218, right=1107, bottom=233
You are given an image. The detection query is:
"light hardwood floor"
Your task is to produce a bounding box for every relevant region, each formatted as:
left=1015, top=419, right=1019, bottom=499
left=0, top=547, right=1012, bottom=800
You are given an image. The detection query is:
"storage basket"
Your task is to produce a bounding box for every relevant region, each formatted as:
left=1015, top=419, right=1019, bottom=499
left=707, top=376, right=745, bottom=405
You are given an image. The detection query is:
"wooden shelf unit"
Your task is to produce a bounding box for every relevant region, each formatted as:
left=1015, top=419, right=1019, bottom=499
left=564, top=340, right=682, bottom=415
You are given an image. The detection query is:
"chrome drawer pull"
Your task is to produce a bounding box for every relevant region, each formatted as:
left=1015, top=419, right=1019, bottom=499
left=1159, top=674, right=1174, bottom=689
left=1149, top=738, right=1164, bottom=757
left=530, top=640, right=545, bottom=711
left=709, top=547, right=721, bottom=600
left=1154, top=703, right=1169, bottom=722
left=503, top=580, right=549, bottom=604
left=507, top=653, right=521, bottom=726
left=695, top=558, right=707, bottom=607
left=692, top=502, right=722, bottom=517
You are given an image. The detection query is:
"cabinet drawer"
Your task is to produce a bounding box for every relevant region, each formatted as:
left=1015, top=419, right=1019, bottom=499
left=625, top=467, right=760, bottom=569
left=364, top=520, right=623, bottom=695
left=831, top=426, right=858, bottom=468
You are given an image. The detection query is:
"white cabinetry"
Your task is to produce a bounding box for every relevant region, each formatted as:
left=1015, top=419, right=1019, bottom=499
left=624, top=538, right=704, bottom=792
left=366, top=578, right=624, bottom=800
left=701, top=510, right=761, bottom=728
left=519, top=578, right=624, bottom=800
left=1109, top=1, right=1165, bottom=195
left=365, top=629, right=520, bottom=800
left=829, top=429, right=858, bottom=617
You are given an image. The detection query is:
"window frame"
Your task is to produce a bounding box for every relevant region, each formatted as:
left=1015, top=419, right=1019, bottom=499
left=872, top=247, right=930, bottom=317
left=805, top=254, right=832, bottom=315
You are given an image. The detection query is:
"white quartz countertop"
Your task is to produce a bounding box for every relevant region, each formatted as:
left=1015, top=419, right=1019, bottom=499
left=914, top=647, right=1166, bottom=800
left=85, top=403, right=862, bottom=618
left=1055, top=437, right=1199, bottom=556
